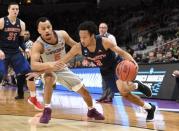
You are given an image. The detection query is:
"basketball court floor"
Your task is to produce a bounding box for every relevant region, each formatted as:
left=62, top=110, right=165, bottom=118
left=0, top=85, right=179, bottom=131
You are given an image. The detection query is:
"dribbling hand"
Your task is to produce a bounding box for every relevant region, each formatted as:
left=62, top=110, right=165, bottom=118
left=131, top=60, right=139, bottom=72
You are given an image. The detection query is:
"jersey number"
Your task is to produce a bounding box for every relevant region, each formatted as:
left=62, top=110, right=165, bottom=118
left=54, top=52, right=61, bottom=61
left=94, top=60, right=103, bottom=66
left=7, top=32, right=17, bottom=41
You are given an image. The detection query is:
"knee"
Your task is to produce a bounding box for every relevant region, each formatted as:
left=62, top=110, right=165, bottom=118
left=43, top=73, right=56, bottom=85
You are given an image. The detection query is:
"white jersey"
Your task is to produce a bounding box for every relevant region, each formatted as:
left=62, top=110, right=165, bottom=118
left=36, top=30, right=66, bottom=62
left=36, top=30, right=83, bottom=91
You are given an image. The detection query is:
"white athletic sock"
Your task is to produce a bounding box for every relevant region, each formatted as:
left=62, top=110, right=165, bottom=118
left=143, top=102, right=152, bottom=109
left=88, top=107, right=94, bottom=110
left=134, top=83, right=138, bottom=89
left=30, top=91, right=36, bottom=97
left=45, top=104, right=51, bottom=108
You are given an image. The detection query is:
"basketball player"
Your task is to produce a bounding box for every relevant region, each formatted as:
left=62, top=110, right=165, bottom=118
left=97, top=22, right=117, bottom=103
left=0, top=2, right=43, bottom=110
left=56, top=21, right=156, bottom=121
left=29, top=17, right=104, bottom=124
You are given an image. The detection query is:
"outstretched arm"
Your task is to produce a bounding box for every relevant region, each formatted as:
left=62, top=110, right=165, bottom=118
left=58, top=43, right=82, bottom=64
left=103, top=38, right=138, bottom=69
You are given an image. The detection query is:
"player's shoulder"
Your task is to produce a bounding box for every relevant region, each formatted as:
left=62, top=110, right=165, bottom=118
left=33, top=38, right=44, bottom=48
left=56, top=30, right=68, bottom=35
left=0, top=17, right=4, bottom=21
left=0, top=17, right=5, bottom=29
left=19, top=19, right=25, bottom=26
left=0, top=17, right=4, bottom=24
left=56, top=30, right=70, bottom=40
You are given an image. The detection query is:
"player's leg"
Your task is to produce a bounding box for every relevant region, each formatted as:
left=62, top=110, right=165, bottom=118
left=100, top=73, right=117, bottom=103
left=116, top=79, right=156, bottom=121
left=57, top=68, right=105, bottom=120
left=76, top=86, right=104, bottom=120
left=15, top=74, right=25, bottom=99
left=96, top=78, right=108, bottom=102
left=133, top=80, right=152, bottom=97
left=0, top=60, right=5, bottom=83
left=11, top=52, right=43, bottom=110
left=39, top=72, right=56, bottom=124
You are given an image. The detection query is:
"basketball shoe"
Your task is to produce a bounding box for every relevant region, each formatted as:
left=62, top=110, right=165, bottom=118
left=28, top=97, right=44, bottom=111
left=87, top=108, right=105, bottom=120
left=145, top=103, right=156, bottom=121
left=39, top=107, right=52, bottom=124
left=133, top=80, right=152, bottom=97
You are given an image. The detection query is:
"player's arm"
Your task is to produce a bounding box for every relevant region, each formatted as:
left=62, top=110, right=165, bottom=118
left=31, top=42, right=65, bottom=72
left=103, top=38, right=137, bottom=64
left=60, top=30, right=78, bottom=47
left=19, top=20, right=27, bottom=51
left=59, top=43, right=82, bottom=64
left=0, top=18, right=4, bottom=30
left=31, top=42, right=51, bottom=71
left=0, top=18, right=5, bottom=60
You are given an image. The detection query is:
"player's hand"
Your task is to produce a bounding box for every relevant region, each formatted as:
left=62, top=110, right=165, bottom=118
left=55, top=61, right=67, bottom=71
left=25, top=49, right=31, bottom=58
left=0, top=50, right=5, bottom=60
left=49, top=61, right=67, bottom=71
left=172, top=70, right=179, bottom=77
left=131, top=60, right=139, bottom=72
left=26, top=72, right=40, bottom=80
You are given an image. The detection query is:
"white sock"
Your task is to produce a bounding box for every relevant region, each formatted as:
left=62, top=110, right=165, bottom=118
left=45, top=104, right=51, bottom=108
left=30, top=91, right=36, bottom=97
left=88, top=107, right=94, bottom=110
left=134, top=83, right=138, bottom=89
left=143, top=102, right=152, bottom=109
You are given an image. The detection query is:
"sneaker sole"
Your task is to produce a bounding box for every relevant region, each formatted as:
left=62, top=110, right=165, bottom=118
left=39, top=120, right=50, bottom=124
left=28, top=99, right=44, bottom=111
left=87, top=117, right=105, bottom=120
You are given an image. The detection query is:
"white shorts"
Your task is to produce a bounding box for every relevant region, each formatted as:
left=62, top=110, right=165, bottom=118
left=42, top=67, right=83, bottom=92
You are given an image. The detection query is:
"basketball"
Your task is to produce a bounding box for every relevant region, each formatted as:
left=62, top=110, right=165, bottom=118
left=116, top=60, right=138, bottom=81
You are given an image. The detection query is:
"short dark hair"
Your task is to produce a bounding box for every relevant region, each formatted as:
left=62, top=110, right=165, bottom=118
left=8, top=2, right=19, bottom=9
left=78, top=21, right=97, bottom=36
left=36, top=17, right=51, bottom=29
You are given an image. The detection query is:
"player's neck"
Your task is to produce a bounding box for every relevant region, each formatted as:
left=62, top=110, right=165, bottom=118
left=87, top=38, right=96, bottom=52
left=7, top=15, right=17, bottom=23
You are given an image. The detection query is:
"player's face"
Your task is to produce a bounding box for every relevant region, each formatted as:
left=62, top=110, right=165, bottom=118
left=38, top=20, right=53, bottom=40
left=79, top=30, right=94, bottom=47
left=24, top=31, right=30, bottom=41
left=8, top=5, right=19, bottom=18
left=99, top=23, right=107, bottom=35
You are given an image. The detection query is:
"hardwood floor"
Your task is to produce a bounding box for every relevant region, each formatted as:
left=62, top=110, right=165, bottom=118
left=0, top=86, right=179, bottom=131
